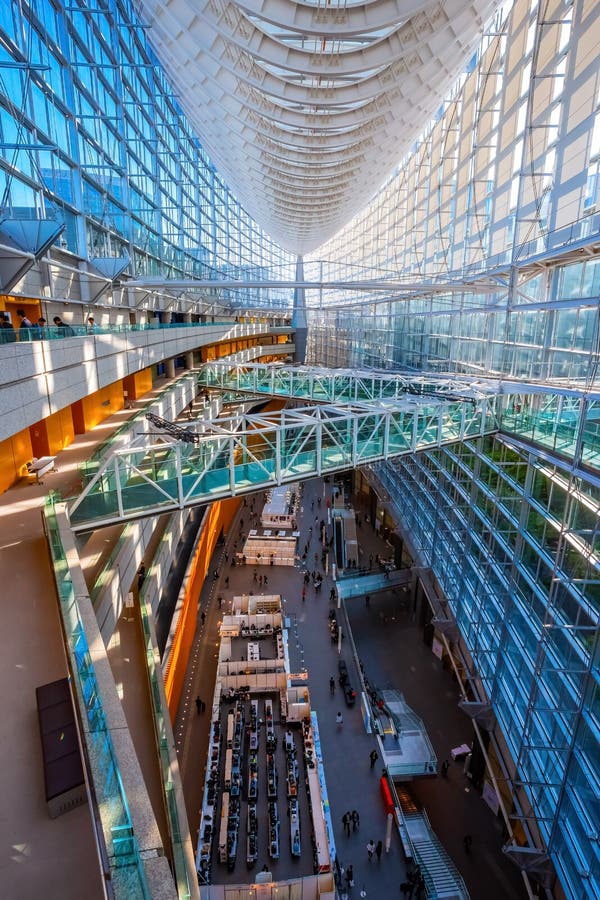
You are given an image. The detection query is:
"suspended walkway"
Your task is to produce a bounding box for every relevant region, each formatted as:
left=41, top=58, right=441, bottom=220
left=67, top=392, right=499, bottom=531
left=405, top=810, right=470, bottom=899
left=335, top=567, right=412, bottom=600
left=198, top=361, right=495, bottom=405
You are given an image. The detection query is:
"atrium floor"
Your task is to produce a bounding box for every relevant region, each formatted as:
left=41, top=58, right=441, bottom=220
left=176, top=477, right=528, bottom=900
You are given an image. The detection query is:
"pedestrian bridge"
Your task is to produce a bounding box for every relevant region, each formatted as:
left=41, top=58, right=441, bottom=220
left=335, top=568, right=412, bottom=600
left=198, top=361, right=494, bottom=405
left=68, top=390, right=499, bottom=532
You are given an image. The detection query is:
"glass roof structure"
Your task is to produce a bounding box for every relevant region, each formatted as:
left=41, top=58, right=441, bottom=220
left=137, top=0, right=500, bottom=253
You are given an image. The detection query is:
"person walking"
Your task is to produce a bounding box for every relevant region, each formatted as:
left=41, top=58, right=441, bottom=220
left=345, top=864, right=354, bottom=888
left=336, top=711, right=344, bottom=727
left=375, top=840, right=383, bottom=862
left=351, top=810, right=359, bottom=831
left=16, top=308, right=33, bottom=339
left=0, top=313, right=15, bottom=343
left=366, top=839, right=375, bottom=861
left=195, top=696, right=202, bottom=715
left=463, top=834, right=473, bottom=854
left=35, top=316, right=47, bottom=339
left=329, top=676, right=336, bottom=695
left=200, top=611, right=206, bottom=626
left=440, top=758, right=449, bottom=777
left=369, top=749, right=378, bottom=769
left=52, top=315, right=75, bottom=335
left=342, top=812, right=351, bottom=836
left=415, top=871, right=426, bottom=899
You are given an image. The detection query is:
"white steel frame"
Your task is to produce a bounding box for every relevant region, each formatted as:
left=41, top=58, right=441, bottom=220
left=68, top=394, right=498, bottom=530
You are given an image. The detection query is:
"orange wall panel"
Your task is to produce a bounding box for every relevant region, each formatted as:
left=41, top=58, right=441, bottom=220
left=31, top=408, right=75, bottom=458
left=123, top=368, right=153, bottom=401
left=80, top=382, right=124, bottom=431
left=134, top=367, right=153, bottom=397
left=29, top=421, right=49, bottom=458
left=47, top=407, right=75, bottom=454
left=164, top=497, right=239, bottom=721
left=122, top=374, right=136, bottom=401
left=0, top=428, right=33, bottom=493
left=59, top=406, right=75, bottom=447
left=71, top=400, right=85, bottom=435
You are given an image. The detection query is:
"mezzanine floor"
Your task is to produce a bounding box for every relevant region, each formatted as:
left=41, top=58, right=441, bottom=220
left=0, top=373, right=194, bottom=899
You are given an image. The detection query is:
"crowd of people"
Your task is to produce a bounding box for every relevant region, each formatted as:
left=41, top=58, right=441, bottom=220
left=0, top=309, right=94, bottom=342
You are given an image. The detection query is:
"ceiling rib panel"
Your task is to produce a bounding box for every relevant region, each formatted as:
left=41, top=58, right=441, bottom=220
left=136, top=0, right=499, bottom=253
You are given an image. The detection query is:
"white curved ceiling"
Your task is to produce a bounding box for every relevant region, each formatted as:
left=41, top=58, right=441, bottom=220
left=138, top=0, right=499, bottom=255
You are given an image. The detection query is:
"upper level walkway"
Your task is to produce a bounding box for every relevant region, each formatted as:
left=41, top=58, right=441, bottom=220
left=67, top=389, right=499, bottom=531
left=198, top=361, right=494, bottom=404
left=200, top=361, right=600, bottom=473
left=336, top=567, right=412, bottom=600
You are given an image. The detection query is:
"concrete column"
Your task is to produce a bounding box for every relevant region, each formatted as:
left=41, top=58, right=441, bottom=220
left=183, top=313, right=194, bottom=368
left=162, top=312, right=175, bottom=377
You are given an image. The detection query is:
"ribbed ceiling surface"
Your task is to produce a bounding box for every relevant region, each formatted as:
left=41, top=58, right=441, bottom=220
left=137, top=0, right=498, bottom=254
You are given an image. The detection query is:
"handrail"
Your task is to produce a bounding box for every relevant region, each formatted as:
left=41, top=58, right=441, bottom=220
left=43, top=493, right=151, bottom=899
left=0, top=320, right=243, bottom=345
left=138, top=586, right=196, bottom=899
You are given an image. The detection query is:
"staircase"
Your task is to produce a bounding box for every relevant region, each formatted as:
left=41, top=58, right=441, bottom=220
left=404, top=810, right=469, bottom=899
left=394, top=786, right=469, bottom=899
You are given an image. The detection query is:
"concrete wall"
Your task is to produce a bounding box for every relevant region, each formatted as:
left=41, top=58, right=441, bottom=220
left=0, top=322, right=269, bottom=442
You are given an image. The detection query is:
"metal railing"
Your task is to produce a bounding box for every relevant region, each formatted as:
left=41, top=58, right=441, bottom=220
left=67, top=393, right=499, bottom=530
left=0, top=320, right=234, bottom=344
left=138, top=587, right=195, bottom=899
left=43, top=494, right=151, bottom=899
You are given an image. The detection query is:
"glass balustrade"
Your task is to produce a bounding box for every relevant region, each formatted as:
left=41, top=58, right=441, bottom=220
left=43, top=495, right=151, bottom=899
left=68, top=398, right=498, bottom=528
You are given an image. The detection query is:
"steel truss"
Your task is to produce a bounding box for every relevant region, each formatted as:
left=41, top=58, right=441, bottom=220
left=68, top=394, right=499, bottom=531
left=198, top=362, right=496, bottom=405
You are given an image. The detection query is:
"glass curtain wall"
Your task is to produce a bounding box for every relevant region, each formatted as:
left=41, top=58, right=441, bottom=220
left=0, top=0, right=294, bottom=308
left=306, top=1, right=600, bottom=898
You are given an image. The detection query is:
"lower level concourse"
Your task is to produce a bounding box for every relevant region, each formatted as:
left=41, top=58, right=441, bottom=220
left=174, top=474, right=530, bottom=900
left=0, top=369, right=539, bottom=900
